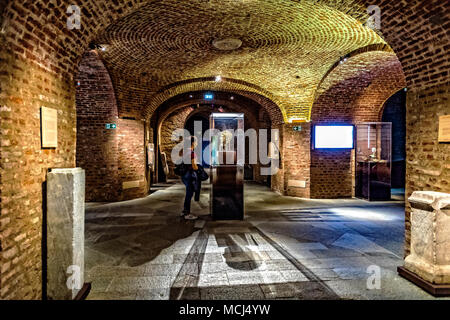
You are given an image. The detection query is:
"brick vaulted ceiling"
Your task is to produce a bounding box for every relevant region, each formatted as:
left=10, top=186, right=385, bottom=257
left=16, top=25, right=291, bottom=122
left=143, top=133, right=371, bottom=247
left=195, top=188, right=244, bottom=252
left=93, top=0, right=392, bottom=122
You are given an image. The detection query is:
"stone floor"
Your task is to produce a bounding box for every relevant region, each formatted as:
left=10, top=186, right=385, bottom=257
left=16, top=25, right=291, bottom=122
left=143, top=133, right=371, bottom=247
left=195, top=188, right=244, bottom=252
left=85, top=182, right=443, bottom=300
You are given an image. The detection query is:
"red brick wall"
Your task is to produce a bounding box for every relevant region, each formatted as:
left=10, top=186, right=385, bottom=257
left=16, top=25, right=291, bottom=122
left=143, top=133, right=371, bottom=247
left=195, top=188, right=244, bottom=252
left=274, top=123, right=311, bottom=198
left=0, top=38, right=77, bottom=301
left=160, top=106, right=193, bottom=179
left=0, top=0, right=147, bottom=299
left=117, top=119, right=147, bottom=200
left=368, top=0, right=449, bottom=90
left=405, top=83, right=450, bottom=254
left=76, top=50, right=120, bottom=201
left=310, top=150, right=353, bottom=199
left=75, top=51, right=147, bottom=202
left=368, top=0, right=450, bottom=255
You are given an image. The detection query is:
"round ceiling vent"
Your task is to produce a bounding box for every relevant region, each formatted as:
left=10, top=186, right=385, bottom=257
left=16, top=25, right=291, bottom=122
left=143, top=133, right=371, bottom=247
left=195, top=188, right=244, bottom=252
left=212, top=38, right=243, bottom=51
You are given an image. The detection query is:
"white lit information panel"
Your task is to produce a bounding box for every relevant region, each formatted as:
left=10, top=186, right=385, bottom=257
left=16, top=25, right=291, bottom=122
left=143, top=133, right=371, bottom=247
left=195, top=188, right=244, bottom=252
left=314, top=125, right=354, bottom=149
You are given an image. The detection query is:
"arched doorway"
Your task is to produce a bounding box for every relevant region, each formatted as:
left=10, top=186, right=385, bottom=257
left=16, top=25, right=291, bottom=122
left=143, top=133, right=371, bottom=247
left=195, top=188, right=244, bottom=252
left=153, top=91, right=273, bottom=184
left=381, top=89, right=407, bottom=195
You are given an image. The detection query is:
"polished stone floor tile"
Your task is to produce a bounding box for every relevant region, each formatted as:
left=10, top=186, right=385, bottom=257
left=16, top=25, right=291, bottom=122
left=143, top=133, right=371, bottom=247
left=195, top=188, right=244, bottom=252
left=108, top=276, right=173, bottom=292
left=198, top=273, right=229, bottom=287
left=84, top=182, right=443, bottom=300
left=135, top=288, right=170, bottom=300
left=199, top=284, right=266, bottom=300
left=280, top=270, right=309, bottom=282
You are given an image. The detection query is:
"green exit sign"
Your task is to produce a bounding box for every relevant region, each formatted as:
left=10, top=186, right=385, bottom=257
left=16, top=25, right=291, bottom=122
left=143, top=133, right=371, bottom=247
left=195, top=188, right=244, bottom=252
left=106, top=123, right=117, bottom=129
left=293, top=126, right=302, bottom=132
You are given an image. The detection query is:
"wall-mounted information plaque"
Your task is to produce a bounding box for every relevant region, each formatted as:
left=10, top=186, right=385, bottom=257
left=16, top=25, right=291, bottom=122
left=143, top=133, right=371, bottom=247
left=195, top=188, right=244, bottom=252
left=41, top=107, right=58, bottom=148
left=438, top=115, right=450, bottom=143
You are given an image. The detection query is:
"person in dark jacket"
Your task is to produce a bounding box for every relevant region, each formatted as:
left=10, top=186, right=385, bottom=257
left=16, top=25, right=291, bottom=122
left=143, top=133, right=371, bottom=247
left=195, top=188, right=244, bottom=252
left=181, top=136, right=199, bottom=220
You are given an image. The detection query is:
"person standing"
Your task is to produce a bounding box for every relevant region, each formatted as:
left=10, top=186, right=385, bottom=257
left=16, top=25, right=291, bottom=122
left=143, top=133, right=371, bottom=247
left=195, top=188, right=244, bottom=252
left=181, top=136, right=199, bottom=220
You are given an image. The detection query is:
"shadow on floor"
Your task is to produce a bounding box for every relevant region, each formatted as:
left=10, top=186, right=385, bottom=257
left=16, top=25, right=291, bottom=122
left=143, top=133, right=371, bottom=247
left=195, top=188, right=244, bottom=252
left=86, top=215, right=203, bottom=268
left=219, top=233, right=262, bottom=271
left=172, top=281, right=342, bottom=300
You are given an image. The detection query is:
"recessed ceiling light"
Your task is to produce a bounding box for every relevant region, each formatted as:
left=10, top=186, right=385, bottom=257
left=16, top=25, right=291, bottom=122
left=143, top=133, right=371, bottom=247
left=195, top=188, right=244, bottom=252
left=213, top=38, right=242, bottom=51
left=215, top=75, right=222, bottom=82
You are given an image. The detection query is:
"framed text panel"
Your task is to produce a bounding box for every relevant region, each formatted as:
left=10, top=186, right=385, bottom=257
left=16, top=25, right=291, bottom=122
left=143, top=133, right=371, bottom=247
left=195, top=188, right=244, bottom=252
left=41, top=106, right=58, bottom=148
left=438, top=115, right=450, bottom=143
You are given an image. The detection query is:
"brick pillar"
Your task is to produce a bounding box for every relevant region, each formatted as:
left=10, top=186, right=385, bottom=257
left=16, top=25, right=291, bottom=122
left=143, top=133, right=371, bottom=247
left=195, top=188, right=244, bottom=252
left=273, top=123, right=311, bottom=198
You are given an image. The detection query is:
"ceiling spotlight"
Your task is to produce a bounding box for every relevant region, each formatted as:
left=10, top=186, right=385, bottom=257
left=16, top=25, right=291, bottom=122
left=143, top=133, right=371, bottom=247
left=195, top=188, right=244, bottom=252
left=189, top=94, right=193, bottom=98
left=339, top=56, right=349, bottom=64
left=212, top=38, right=242, bottom=51
left=230, top=96, right=235, bottom=100
left=215, top=75, right=222, bottom=82
left=89, top=43, right=107, bottom=52
left=404, top=88, right=408, bottom=92
left=89, top=42, right=102, bottom=51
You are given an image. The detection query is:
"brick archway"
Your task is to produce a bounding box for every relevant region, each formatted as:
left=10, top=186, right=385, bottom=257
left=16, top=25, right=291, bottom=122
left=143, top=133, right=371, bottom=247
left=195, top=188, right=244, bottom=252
left=311, top=51, right=406, bottom=124
left=0, top=0, right=448, bottom=299
left=308, top=50, right=406, bottom=199
left=144, top=78, right=285, bottom=125
left=154, top=91, right=270, bottom=182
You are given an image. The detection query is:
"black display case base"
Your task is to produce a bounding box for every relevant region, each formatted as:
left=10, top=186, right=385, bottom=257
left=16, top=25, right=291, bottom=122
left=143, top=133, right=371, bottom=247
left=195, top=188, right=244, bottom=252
left=211, top=166, right=244, bottom=221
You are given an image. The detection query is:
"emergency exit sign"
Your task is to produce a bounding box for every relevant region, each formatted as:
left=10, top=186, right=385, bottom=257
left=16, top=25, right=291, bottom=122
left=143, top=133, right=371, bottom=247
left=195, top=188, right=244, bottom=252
left=106, top=123, right=117, bottom=129
left=293, top=126, right=302, bottom=131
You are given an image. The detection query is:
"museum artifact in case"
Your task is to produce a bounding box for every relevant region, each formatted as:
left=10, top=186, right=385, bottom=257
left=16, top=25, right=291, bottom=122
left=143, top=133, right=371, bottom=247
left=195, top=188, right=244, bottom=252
left=355, top=122, right=392, bottom=201
left=209, top=113, right=244, bottom=220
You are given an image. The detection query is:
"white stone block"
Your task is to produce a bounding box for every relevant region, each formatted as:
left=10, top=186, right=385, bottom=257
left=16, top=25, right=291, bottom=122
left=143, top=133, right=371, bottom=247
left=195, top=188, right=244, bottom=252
left=47, top=168, right=85, bottom=300
left=405, top=191, right=450, bottom=284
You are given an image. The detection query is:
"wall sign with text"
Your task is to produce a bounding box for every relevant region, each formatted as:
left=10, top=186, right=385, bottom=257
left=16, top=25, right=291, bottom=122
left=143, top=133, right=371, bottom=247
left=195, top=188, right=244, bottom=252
left=41, top=107, right=58, bottom=148
left=438, top=115, right=450, bottom=143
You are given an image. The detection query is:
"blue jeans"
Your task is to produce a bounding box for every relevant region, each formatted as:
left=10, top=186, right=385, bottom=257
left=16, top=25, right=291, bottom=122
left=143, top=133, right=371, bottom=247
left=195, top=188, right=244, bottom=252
left=182, top=170, right=198, bottom=213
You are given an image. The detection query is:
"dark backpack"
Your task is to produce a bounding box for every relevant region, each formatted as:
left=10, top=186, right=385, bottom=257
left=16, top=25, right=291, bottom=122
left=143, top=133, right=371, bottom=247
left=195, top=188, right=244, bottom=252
left=174, top=163, right=187, bottom=176
left=197, top=165, right=209, bottom=181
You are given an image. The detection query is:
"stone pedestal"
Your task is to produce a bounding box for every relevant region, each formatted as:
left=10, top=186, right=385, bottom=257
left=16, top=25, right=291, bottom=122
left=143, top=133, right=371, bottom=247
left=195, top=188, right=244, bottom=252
left=399, top=191, right=450, bottom=296
left=47, top=168, right=85, bottom=300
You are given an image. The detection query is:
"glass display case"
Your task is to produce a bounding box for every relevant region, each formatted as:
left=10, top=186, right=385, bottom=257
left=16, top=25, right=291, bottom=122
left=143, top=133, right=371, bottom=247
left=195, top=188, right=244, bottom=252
left=209, top=113, right=244, bottom=220
left=355, top=122, right=392, bottom=201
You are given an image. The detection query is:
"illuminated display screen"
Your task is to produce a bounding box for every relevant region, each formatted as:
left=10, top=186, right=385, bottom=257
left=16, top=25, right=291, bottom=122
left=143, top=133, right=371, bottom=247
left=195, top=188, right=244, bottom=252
left=314, top=125, right=354, bottom=149
left=204, top=93, right=214, bottom=100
